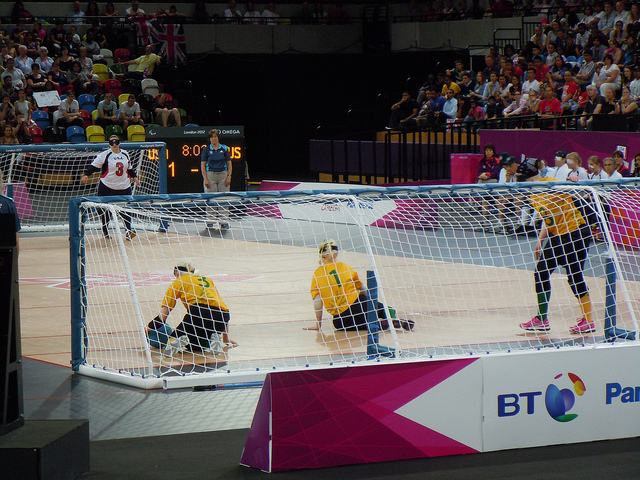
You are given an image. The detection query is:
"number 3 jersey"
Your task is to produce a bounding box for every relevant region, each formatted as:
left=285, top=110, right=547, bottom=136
left=90, top=149, right=136, bottom=190
left=310, top=261, right=362, bottom=316
left=162, top=273, right=229, bottom=311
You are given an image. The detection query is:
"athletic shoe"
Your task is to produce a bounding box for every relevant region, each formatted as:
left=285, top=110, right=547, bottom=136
left=220, top=223, right=230, bottom=230
left=570, top=318, right=596, bottom=334
left=519, top=316, right=550, bottom=332
left=162, top=335, right=189, bottom=357
left=125, top=231, right=137, bottom=241
left=392, top=318, right=415, bottom=331
left=206, top=332, right=224, bottom=355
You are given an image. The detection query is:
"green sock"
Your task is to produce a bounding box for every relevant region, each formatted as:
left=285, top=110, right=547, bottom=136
left=537, top=291, right=550, bottom=321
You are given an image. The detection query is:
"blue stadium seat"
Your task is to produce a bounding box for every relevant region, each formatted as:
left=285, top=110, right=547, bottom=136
left=66, top=126, right=86, bottom=144
left=31, top=110, right=50, bottom=131
left=78, top=94, right=97, bottom=113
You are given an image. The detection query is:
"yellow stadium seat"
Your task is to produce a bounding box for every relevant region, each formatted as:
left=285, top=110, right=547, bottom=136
left=94, top=63, right=110, bottom=83
left=86, top=125, right=106, bottom=143
left=127, top=124, right=145, bottom=142
left=118, top=93, right=129, bottom=106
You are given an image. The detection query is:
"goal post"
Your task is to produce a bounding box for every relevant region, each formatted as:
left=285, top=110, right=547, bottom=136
left=0, top=142, right=167, bottom=231
left=68, top=180, right=640, bottom=389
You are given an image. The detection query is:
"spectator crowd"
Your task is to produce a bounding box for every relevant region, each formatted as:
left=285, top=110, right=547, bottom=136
left=0, top=1, right=196, bottom=144
left=390, top=1, right=640, bottom=131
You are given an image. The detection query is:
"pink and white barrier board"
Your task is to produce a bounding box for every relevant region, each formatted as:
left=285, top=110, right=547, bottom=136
left=241, top=344, right=640, bottom=472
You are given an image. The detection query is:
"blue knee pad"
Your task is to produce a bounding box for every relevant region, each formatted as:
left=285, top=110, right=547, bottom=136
left=148, top=323, right=174, bottom=349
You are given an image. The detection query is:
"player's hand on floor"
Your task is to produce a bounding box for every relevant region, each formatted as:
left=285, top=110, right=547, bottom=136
left=226, top=339, right=239, bottom=348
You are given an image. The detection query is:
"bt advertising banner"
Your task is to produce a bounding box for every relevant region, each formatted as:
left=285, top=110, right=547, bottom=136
left=483, top=345, right=640, bottom=451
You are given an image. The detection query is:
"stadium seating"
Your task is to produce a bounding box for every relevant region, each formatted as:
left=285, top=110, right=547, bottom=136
left=105, top=125, right=125, bottom=141
left=29, top=126, right=44, bottom=144
left=104, top=79, right=123, bottom=98
left=122, top=79, right=141, bottom=96
left=100, top=49, right=114, bottom=66
left=66, top=126, right=86, bottom=143
left=118, top=93, right=129, bottom=106
left=44, top=126, right=64, bottom=143
left=91, top=109, right=99, bottom=124
left=86, top=125, right=106, bottom=142
left=127, top=125, right=145, bottom=142
left=79, top=110, right=92, bottom=130
left=78, top=94, right=97, bottom=113
left=114, top=48, right=131, bottom=63
left=110, top=63, right=126, bottom=76
left=137, top=93, right=154, bottom=112
left=178, top=108, right=188, bottom=125
left=140, top=109, right=151, bottom=124
left=94, top=63, right=110, bottom=83
left=31, top=110, right=50, bottom=131
left=141, top=78, right=160, bottom=97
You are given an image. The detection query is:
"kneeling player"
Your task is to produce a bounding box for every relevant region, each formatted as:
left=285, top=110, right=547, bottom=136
left=306, top=240, right=413, bottom=332
left=149, top=259, right=237, bottom=356
left=516, top=160, right=595, bottom=335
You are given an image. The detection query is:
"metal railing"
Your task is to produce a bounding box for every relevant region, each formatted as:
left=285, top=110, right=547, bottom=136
left=311, top=124, right=482, bottom=184
left=312, top=111, right=640, bottom=183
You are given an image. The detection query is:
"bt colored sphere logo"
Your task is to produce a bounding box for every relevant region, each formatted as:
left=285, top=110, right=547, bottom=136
left=545, top=373, right=586, bottom=422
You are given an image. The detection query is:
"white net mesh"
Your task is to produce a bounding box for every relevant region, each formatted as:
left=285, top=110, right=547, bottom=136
left=70, top=181, right=640, bottom=387
left=0, top=143, right=165, bottom=230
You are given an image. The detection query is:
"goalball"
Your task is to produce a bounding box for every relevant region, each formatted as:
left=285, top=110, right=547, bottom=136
left=68, top=180, right=640, bottom=389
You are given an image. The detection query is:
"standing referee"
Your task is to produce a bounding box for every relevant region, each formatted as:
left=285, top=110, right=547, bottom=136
left=81, top=135, right=140, bottom=240
left=200, top=129, right=232, bottom=229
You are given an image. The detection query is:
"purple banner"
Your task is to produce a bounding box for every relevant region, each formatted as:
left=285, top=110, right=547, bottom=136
left=480, top=130, right=640, bottom=166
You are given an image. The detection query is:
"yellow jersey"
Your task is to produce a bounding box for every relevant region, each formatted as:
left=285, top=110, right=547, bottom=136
left=530, top=187, right=585, bottom=236
left=310, top=261, right=362, bottom=316
left=162, top=273, right=228, bottom=311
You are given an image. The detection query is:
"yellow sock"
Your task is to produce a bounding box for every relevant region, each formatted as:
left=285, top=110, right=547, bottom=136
left=579, top=294, right=592, bottom=324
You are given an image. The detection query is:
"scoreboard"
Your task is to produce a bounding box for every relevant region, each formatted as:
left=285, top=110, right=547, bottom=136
left=146, top=125, right=246, bottom=194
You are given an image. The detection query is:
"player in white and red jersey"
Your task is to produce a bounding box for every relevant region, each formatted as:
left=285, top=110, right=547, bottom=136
left=81, top=135, right=140, bottom=239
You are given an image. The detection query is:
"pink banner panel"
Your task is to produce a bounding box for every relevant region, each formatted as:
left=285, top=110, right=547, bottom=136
left=241, top=359, right=481, bottom=472
left=451, top=154, right=483, bottom=185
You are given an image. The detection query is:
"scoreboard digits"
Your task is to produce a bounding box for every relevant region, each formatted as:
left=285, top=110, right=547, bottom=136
left=146, top=126, right=245, bottom=193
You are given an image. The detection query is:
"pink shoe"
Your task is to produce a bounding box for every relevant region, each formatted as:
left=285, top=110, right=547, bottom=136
left=519, top=316, right=550, bottom=332
left=570, top=318, right=596, bottom=334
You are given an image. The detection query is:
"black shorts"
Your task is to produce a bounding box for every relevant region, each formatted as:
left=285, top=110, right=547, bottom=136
left=332, top=294, right=386, bottom=331
left=97, top=183, right=132, bottom=197
left=175, top=303, right=230, bottom=350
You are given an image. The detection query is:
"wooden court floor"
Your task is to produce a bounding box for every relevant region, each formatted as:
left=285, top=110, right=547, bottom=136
left=17, top=232, right=640, bottom=373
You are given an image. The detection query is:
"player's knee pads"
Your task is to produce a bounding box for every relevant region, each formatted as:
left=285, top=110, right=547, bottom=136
left=147, top=318, right=173, bottom=349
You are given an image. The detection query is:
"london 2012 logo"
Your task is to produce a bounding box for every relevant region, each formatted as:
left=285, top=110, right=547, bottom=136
left=545, top=373, right=586, bottom=422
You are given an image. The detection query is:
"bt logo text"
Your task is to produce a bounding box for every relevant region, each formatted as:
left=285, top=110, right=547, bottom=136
left=606, top=383, right=640, bottom=404
left=497, top=392, right=542, bottom=416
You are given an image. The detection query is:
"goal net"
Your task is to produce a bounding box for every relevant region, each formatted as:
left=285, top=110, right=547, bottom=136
left=0, top=142, right=167, bottom=231
left=69, top=180, right=640, bottom=389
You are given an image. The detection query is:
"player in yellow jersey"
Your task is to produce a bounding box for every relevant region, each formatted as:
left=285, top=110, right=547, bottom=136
left=149, top=259, right=236, bottom=356
left=306, top=240, right=414, bottom=332
left=516, top=159, right=595, bottom=334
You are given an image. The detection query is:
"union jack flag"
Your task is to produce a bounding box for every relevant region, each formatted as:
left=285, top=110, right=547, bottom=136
left=131, top=16, right=155, bottom=46
left=149, top=21, right=187, bottom=66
